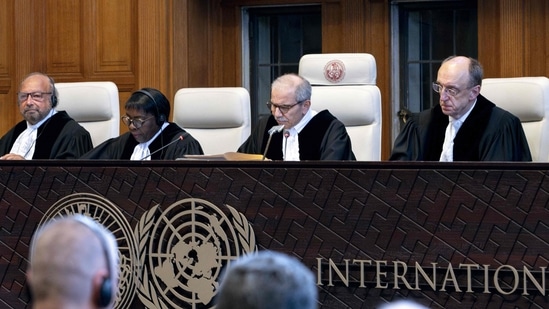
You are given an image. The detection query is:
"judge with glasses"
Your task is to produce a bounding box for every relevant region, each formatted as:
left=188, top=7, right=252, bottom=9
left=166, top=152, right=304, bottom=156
left=238, top=73, right=355, bottom=161
left=390, top=55, right=531, bottom=161
left=81, top=87, right=203, bottom=160
left=0, top=72, right=93, bottom=160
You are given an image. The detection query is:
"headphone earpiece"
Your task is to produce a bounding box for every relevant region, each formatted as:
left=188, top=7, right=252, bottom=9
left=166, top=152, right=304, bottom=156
left=49, top=77, right=58, bottom=108
left=51, top=93, right=58, bottom=108
left=158, top=114, right=166, bottom=123
left=98, top=276, right=113, bottom=307
left=135, top=89, right=166, bottom=126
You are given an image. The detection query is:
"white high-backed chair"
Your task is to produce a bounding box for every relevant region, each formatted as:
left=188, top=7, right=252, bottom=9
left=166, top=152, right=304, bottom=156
left=173, top=87, right=251, bottom=155
left=481, top=77, right=549, bottom=162
left=55, top=82, right=120, bottom=147
left=298, top=53, right=382, bottom=161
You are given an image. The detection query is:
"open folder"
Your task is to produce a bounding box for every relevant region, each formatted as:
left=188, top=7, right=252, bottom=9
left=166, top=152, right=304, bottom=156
left=177, top=152, right=265, bottom=161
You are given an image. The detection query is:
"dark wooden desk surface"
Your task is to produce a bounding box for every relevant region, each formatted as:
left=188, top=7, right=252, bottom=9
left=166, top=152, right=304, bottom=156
left=1, top=161, right=547, bottom=308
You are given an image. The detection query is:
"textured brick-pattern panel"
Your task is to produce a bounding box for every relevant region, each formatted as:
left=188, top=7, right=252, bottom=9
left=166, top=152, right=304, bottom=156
left=0, top=163, right=548, bottom=308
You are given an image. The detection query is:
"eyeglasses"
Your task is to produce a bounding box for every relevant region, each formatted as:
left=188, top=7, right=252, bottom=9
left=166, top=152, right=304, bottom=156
left=121, top=115, right=154, bottom=129
left=266, top=100, right=306, bottom=114
left=17, top=92, right=52, bottom=103
left=432, top=82, right=477, bottom=97
left=432, top=82, right=464, bottom=97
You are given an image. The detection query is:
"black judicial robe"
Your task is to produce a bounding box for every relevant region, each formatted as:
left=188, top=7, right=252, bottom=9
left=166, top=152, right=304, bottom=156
left=0, top=111, right=93, bottom=159
left=390, top=94, right=532, bottom=161
left=238, top=110, right=356, bottom=160
left=80, top=122, right=203, bottom=160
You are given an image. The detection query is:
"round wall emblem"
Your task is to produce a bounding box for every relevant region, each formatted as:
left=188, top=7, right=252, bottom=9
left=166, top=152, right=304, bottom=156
left=323, top=59, right=346, bottom=83
left=135, top=198, right=257, bottom=309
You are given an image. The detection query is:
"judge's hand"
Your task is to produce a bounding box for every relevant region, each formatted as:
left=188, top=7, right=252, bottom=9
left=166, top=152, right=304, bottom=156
left=0, top=153, right=26, bottom=160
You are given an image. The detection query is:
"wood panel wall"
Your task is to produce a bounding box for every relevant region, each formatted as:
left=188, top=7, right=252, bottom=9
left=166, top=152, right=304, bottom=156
left=478, top=0, right=549, bottom=78
left=0, top=0, right=547, bottom=160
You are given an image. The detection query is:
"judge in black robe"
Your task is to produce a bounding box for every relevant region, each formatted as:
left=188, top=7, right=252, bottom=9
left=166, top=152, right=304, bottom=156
left=390, top=56, right=531, bottom=162
left=0, top=72, right=93, bottom=160
left=81, top=87, right=203, bottom=160
left=238, top=73, right=355, bottom=161
left=81, top=122, right=202, bottom=160
left=390, top=95, right=531, bottom=161
left=0, top=111, right=93, bottom=159
left=238, top=111, right=355, bottom=160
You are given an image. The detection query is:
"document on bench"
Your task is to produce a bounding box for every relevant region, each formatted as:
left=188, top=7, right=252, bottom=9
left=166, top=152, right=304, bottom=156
left=177, top=152, right=266, bottom=161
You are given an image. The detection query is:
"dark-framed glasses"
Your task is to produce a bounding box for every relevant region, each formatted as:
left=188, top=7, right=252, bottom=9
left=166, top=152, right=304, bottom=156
left=266, top=100, right=306, bottom=114
left=121, top=115, right=154, bottom=129
left=17, top=92, right=52, bottom=103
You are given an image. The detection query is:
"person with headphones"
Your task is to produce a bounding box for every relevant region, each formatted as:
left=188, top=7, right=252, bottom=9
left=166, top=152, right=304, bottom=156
left=81, top=87, right=203, bottom=160
left=0, top=72, right=93, bottom=160
left=27, top=214, right=119, bottom=309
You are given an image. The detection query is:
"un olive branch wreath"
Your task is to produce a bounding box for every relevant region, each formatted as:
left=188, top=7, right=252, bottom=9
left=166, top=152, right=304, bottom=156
left=135, top=203, right=256, bottom=309
left=134, top=205, right=169, bottom=309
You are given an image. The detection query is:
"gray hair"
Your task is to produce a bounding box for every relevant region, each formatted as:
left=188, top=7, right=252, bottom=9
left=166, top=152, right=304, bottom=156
left=272, top=73, right=312, bottom=103
left=216, top=251, right=318, bottom=309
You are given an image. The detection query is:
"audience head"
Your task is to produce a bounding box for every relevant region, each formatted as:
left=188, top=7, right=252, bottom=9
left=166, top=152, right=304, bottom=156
left=123, top=88, right=170, bottom=143
left=216, top=250, right=317, bottom=309
left=17, top=72, right=58, bottom=125
left=27, top=214, right=119, bottom=309
left=378, top=300, right=429, bottom=309
left=435, top=56, right=483, bottom=119
left=269, top=73, right=312, bottom=130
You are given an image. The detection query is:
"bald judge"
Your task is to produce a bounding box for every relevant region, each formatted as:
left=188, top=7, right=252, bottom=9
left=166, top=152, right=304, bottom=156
left=390, top=55, right=531, bottom=161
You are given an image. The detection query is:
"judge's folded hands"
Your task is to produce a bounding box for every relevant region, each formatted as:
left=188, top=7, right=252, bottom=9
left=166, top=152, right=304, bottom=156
left=0, top=153, right=25, bottom=160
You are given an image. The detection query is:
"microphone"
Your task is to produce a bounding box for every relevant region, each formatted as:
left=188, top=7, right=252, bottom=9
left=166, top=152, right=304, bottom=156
left=268, top=124, right=284, bottom=135
left=141, top=135, right=184, bottom=160
left=262, top=125, right=284, bottom=160
left=283, top=129, right=290, bottom=160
